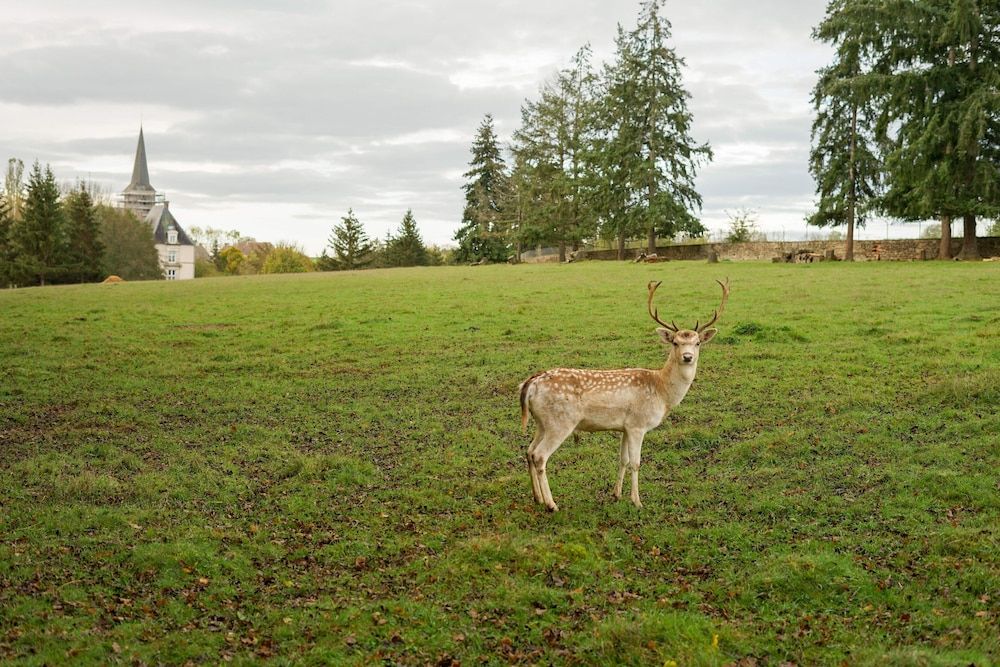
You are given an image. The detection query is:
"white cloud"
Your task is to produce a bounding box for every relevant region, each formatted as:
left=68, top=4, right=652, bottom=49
left=448, top=50, right=564, bottom=91
left=373, top=128, right=466, bottom=147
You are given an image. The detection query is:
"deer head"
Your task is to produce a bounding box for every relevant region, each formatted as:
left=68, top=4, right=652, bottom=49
left=647, top=279, right=730, bottom=366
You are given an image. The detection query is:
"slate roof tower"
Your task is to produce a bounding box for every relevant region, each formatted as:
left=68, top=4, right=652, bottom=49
left=117, top=127, right=196, bottom=280
left=120, top=127, right=159, bottom=218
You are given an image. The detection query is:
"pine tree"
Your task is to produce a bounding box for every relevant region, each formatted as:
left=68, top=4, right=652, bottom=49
left=596, top=1, right=712, bottom=254
left=864, top=0, right=1000, bottom=259
left=11, top=162, right=67, bottom=286
left=807, top=0, right=883, bottom=261
left=592, top=26, right=646, bottom=259
left=383, top=209, right=428, bottom=267
left=500, top=155, right=531, bottom=262
left=63, top=184, right=105, bottom=282
left=512, top=47, right=600, bottom=262
left=329, top=208, right=374, bottom=270
left=454, top=115, right=511, bottom=263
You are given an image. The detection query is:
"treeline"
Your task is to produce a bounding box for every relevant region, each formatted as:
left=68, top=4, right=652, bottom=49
left=318, top=208, right=450, bottom=270
left=808, top=0, right=999, bottom=260
left=198, top=208, right=449, bottom=277
left=1, top=159, right=162, bottom=287
left=453, top=0, right=712, bottom=263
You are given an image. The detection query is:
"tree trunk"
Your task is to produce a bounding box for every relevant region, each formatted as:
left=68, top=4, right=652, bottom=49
left=939, top=215, right=952, bottom=260
left=846, top=105, right=857, bottom=261
left=617, top=232, right=626, bottom=260
left=558, top=240, right=566, bottom=263
left=959, top=214, right=979, bottom=260
left=647, top=224, right=656, bottom=254
left=845, top=217, right=855, bottom=262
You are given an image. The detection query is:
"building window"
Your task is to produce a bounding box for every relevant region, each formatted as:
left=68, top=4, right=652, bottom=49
left=167, top=268, right=177, bottom=280
left=167, top=250, right=177, bottom=263
left=167, top=230, right=178, bottom=244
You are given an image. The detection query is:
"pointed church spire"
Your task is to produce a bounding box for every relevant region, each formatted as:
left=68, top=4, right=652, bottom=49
left=127, top=126, right=154, bottom=192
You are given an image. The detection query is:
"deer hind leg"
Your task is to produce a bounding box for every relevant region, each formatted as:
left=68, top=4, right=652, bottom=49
left=530, top=424, right=575, bottom=512
left=626, top=429, right=646, bottom=509
left=613, top=432, right=628, bottom=500
left=526, top=424, right=545, bottom=504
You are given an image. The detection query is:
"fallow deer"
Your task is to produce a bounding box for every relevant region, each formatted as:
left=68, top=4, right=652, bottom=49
left=519, top=279, right=730, bottom=510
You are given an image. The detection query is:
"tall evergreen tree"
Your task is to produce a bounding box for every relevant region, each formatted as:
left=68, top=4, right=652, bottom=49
left=592, top=27, right=646, bottom=259
left=63, top=184, right=105, bottom=282
left=808, top=0, right=883, bottom=261
left=864, top=0, right=1000, bottom=259
left=454, top=114, right=510, bottom=263
left=596, top=1, right=712, bottom=254
left=384, top=209, right=428, bottom=267
left=329, top=208, right=374, bottom=270
left=500, top=155, right=531, bottom=262
left=11, top=162, right=67, bottom=286
left=512, top=47, right=600, bottom=262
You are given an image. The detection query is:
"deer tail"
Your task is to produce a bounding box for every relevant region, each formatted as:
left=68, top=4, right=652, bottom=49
left=519, top=373, right=542, bottom=434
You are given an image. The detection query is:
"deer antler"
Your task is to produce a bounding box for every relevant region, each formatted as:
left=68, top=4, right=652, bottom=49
left=647, top=281, right=680, bottom=332
left=697, top=278, right=730, bottom=333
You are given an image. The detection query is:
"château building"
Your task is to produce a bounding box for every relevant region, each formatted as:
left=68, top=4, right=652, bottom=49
left=118, top=128, right=196, bottom=280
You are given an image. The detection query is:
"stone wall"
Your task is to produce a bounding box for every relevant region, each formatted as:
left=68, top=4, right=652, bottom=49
left=574, top=237, right=1000, bottom=262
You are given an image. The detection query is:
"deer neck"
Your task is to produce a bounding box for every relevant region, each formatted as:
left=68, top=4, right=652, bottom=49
left=658, top=356, right=697, bottom=408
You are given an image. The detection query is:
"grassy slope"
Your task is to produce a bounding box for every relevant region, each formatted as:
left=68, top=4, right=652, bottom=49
left=0, top=261, right=997, bottom=666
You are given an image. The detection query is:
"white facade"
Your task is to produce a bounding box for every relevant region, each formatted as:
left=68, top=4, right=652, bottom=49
left=158, top=242, right=195, bottom=280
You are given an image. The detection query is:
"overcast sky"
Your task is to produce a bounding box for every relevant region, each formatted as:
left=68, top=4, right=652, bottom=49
left=2, top=0, right=911, bottom=253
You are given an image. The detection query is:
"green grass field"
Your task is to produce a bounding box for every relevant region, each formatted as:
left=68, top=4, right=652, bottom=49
left=1, top=261, right=998, bottom=665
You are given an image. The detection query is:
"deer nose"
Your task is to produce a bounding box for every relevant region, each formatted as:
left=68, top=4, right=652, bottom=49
left=682, top=352, right=694, bottom=363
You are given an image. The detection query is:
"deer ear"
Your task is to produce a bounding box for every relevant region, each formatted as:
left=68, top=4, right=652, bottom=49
left=656, top=328, right=675, bottom=344
left=700, top=328, right=718, bottom=344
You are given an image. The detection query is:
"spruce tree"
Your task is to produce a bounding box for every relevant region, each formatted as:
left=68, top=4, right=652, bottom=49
left=63, top=184, right=105, bottom=282
left=592, top=26, right=646, bottom=259
left=454, top=114, right=510, bottom=263
left=384, top=209, right=428, bottom=267
left=864, top=0, right=1000, bottom=259
left=329, top=209, right=374, bottom=270
left=807, top=0, right=883, bottom=261
left=11, top=162, right=67, bottom=286
left=596, top=1, right=712, bottom=254
left=512, top=47, right=600, bottom=262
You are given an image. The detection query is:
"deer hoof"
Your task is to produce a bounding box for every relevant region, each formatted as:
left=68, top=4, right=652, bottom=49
left=631, top=499, right=643, bottom=509
left=546, top=503, right=559, bottom=512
